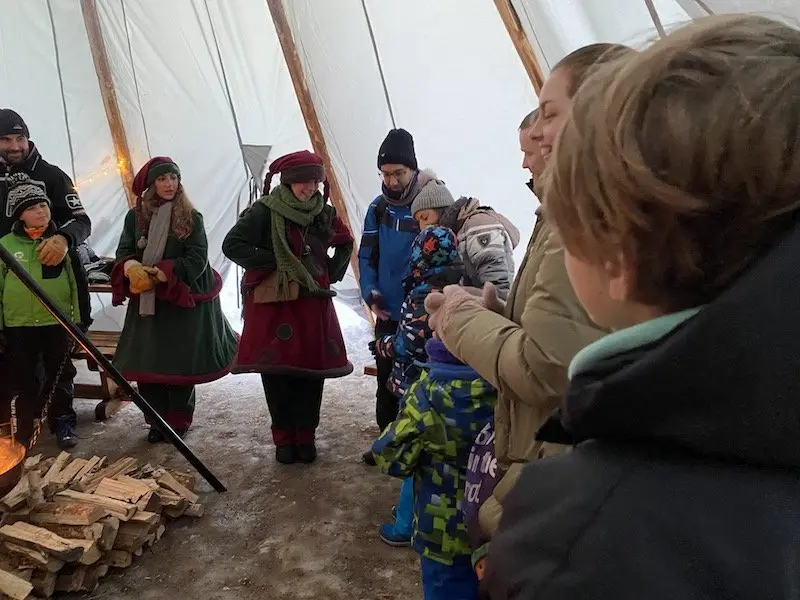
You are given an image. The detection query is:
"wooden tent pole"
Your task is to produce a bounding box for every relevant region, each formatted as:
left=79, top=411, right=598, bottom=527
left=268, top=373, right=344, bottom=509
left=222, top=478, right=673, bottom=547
left=266, top=0, right=361, bottom=285
left=494, top=0, right=546, bottom=95
left=80, top=0, right=137, bottom=207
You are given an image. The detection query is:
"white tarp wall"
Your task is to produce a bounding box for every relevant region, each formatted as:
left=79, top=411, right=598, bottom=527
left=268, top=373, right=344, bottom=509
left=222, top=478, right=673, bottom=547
left=0, top=0, right=126, bottom=257
left=284, top=0, right=540, bottom=265
left=96, top=0, right=309, bottom=270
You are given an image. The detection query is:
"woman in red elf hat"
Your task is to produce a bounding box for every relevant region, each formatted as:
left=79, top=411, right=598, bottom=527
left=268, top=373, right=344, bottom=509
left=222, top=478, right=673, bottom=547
left=111, top=156, right=238, bottom=442
left=223, top=150, right=354, bottom=464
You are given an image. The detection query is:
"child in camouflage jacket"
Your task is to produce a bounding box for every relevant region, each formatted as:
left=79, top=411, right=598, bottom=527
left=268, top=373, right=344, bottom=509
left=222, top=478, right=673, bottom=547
left=373, top=337, right=496, bottom=600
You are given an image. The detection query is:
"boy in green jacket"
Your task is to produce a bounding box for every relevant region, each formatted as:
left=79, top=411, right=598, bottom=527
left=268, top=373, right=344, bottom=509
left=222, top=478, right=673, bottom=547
left=0, top=174, right=80, bottom=446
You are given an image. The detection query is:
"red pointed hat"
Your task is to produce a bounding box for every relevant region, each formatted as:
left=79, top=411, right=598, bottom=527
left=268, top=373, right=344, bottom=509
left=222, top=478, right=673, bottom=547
left=264, top=150, right=328, bottom=198
left=132, top=156, right=181, bottom=197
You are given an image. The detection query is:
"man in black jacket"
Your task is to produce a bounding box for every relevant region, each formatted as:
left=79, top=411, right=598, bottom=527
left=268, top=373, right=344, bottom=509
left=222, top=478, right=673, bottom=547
left=0, top=108, right=92, bottom=449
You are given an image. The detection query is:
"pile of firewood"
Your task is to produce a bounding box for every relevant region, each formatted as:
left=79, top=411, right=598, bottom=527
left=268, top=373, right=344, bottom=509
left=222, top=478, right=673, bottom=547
left=0, top=452, right=203, bottom=599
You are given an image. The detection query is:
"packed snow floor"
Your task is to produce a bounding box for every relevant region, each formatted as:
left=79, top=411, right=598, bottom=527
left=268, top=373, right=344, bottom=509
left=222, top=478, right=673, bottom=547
left=37, top=270, right=421, bottom=599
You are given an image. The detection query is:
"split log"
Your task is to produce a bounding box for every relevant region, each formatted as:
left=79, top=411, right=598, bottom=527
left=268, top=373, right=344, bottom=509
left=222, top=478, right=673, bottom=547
left=154, top=489, right=188, bottom=518
left=22, top=455, right=41, bottom=471
left=1, top=475, right=33, bottom=513
left=38, top=522, right=103, bottom=543
left=54, top=490, right=136, bottom=521
left=73, top=456, right=102, bottom=482
left=98, top=517, right=119, bottom=552
left=155, top=470, right=199, bottom=504
left=2, top=543, right=64, bottom=573
left=72, top=539, right=101, bottom=566
left=31, top=570, right=57, bottom=598
left=184, top=503, right=204, bottom=518
left=0, top=567, right=33, bottom=600
left=168, top=470, right=197, bottom=493
left=135, top=491, right=162, bottom=514
left=30, top=502, right=107, bottom=527
left=112, top=532, right=147, bottom=553
left=94, top=477, right=152, bottom=504
left=0, top=523, right=84, bottom=562
left=54, top=566, right=85, bottom=593
left=51, top=458, right=87, bottom=487
left=73, top=457, right=137, bottom=493
left=41, top=452, right=71, bottom=486
left=102, top=549, right=132, bottom=568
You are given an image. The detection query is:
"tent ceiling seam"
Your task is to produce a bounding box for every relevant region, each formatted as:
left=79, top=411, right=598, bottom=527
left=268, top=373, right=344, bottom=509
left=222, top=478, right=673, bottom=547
left=46, top=0, right=77, bottom=182
left=121, top=0, right=152, bottom=157
left=361, top=0, right=396, bottom=129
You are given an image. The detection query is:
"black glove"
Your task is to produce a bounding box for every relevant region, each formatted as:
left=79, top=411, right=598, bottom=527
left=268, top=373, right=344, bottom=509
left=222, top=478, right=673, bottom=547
left=368, top=340, right=377, bottom=358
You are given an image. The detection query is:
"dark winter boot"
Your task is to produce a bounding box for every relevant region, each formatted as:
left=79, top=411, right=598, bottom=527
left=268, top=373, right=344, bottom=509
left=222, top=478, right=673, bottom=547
left=54, top=416, right=78, bottom=449
left=275, top=446, right=296, bottom=464
left=296, top=443, right=317, bottom=464
left=147, top=427, right=166, bottom=444
left=295, top=430, right=317, bottom=463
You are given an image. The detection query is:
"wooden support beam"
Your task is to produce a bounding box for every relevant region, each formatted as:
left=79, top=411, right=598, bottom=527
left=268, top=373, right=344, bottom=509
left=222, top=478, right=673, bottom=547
left=266, top=0, right=361, bottom=285
left=80, top=0, right=137, bottom=207
left=494, top=0, right=546, bottom=95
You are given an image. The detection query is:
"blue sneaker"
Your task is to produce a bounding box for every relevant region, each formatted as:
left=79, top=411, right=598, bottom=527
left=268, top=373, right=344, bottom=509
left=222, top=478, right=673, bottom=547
left=378, top=523, right=411, bottom=547
left=54, top=416, right=78, bottom=450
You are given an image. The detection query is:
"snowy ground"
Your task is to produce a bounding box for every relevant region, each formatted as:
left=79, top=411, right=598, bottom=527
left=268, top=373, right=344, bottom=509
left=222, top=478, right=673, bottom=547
left=42, top=269, right=421, bottom=599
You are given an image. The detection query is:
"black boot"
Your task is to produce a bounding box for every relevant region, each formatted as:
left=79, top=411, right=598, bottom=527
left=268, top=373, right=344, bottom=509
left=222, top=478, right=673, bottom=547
left=147, top=427, right=166, bottom=444
left=276, top=445, right=296, bottom=464
left=296, top=443, right=317, bottom=464
left=362, top=450, right=377, bottom=466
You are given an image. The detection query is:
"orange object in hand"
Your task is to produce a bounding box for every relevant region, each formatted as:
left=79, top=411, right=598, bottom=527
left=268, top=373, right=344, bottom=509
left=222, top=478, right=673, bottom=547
left=125, top=263, right=154, bottom=295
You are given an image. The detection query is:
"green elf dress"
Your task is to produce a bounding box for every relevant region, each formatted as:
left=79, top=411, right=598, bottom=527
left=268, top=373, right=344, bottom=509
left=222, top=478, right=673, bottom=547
left=111, top=157, right=237, bottom=440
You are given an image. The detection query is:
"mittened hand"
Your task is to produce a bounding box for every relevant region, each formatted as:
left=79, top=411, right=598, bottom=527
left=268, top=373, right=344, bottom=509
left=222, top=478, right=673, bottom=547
left=125, top=263, right=154, bottom=295
left=482, top=282, right=506, bottom=314
left=425, top=285, right=484, bottom=342
left=37, top=235, right=68, bottom=266
left=142, top=266, right=168, bottom=283
left=368, top=340, right=378, bottom=358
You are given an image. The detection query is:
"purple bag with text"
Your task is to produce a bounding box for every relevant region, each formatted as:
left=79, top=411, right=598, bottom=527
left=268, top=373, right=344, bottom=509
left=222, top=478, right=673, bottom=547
left=463, top=420, right=499, bottom=549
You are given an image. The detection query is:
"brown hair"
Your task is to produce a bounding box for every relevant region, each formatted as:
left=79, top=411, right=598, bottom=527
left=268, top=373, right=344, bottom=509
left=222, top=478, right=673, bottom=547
left=553, top=43, right=634, bottom=97
left=545, top=15, right=800, bottom=312
left=141, top=184, right=196, bottom=240
left=519, top=108, right=539, bottom=131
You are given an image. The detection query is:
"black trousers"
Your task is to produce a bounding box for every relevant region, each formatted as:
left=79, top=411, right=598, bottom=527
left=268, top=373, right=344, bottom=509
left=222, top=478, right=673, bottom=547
left=375, top=319, right=400, bottom=431
left=261, top=375, right=324, bottom=446
left=1, top=326, right=72, bottom=442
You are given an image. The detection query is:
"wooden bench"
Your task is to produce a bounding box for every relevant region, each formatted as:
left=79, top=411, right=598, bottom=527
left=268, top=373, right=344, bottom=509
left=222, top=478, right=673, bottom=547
left=73, top=330, right=120, bottom=401
left=363, top=365, right=378, bottom=377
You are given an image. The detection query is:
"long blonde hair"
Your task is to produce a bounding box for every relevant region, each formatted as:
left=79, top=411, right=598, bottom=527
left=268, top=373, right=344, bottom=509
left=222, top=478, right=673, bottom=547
left=141, top=184, right=195, bottom=240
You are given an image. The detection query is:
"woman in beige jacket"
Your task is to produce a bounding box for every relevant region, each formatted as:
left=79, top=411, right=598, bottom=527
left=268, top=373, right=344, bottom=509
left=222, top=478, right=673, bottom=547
left=427, top=43, right=632, bottom=538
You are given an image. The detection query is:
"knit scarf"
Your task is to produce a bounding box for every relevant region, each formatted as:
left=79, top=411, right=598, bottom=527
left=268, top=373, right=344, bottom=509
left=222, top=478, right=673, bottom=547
left=138, top=202, right=173, bottom=317
left=261, top=184, right=327, bottom=298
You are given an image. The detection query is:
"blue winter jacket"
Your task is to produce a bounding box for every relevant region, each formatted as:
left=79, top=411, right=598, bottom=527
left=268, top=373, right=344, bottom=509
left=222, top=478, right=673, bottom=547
left=358, top=196, right=419, bottom=321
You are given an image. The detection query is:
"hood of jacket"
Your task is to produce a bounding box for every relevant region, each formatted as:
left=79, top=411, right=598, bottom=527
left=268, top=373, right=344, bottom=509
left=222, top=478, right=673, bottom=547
left=440, top=197, right=521, bottom=249
left=539, top=225, right=800, bottom=469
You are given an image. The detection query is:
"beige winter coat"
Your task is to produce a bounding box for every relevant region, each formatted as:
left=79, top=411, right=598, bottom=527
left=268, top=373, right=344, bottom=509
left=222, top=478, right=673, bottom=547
left=439, top=208, right=606, bottom=535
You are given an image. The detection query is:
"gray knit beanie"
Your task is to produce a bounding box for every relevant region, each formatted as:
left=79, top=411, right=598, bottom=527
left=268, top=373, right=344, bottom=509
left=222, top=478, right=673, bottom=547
left=410, top=179, right=455, bottom=215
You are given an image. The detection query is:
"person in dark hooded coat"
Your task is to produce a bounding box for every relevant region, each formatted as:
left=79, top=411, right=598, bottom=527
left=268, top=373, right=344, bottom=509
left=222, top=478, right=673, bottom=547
left=486, top=15, right=800, bottom=600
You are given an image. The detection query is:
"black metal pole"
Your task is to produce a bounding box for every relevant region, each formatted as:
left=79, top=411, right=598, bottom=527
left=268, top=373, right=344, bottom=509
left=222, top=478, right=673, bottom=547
left=0, top=245, right=227, bottom=493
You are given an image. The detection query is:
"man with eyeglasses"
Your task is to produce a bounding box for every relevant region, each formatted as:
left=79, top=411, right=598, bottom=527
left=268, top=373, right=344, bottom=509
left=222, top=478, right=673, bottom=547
left=358, top=129, right=437, bottom=467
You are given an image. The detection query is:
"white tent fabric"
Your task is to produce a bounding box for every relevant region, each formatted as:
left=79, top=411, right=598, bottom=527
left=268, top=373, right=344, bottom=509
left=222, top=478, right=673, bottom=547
left=284, top=0, right=540, bottom=265
left=2, top=0, right=799, bottom=325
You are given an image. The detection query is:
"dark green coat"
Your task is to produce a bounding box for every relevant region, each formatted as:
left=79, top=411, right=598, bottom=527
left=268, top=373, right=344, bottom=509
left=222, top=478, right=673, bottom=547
left=112, top=209, right=237, bottom=384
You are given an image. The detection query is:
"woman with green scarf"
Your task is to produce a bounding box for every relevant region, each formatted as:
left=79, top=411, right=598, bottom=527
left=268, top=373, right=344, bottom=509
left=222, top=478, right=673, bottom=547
left=223, top=151, right=354, bottom=465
